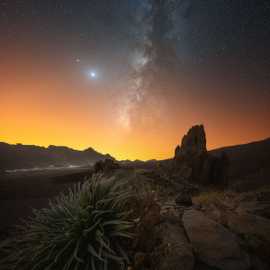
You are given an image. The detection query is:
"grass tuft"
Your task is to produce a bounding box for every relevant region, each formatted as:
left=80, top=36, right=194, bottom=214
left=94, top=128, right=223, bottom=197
left=1, top=174, right=134, bottom=270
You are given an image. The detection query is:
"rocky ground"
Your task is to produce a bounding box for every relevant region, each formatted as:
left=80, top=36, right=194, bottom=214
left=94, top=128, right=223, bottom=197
left=121, top=167, right=270, bottom=270
left=120, top=125, right=270, bottom=270
left=1, top=161, right=269, bottom=270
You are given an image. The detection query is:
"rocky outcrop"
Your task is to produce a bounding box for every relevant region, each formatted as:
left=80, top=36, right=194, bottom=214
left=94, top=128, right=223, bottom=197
left=191, top=190, right=270, bottom=269
left=183, top=209, right=250, bottom=270
left=174, top=125, right=229, bottom=185
left=132, top=198, right=195, bottom=270
left=129, top=165, right=270, bottom=270
left=175, top=125, right=207, bottom=159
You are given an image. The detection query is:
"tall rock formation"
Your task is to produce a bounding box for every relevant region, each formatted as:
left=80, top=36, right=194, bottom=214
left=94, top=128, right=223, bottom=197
left=174, top=125, right=229, bottom=185
left=175, top=125, right=207, bottom=159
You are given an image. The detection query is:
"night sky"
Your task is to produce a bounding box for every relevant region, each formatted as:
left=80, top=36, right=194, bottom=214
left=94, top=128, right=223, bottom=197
left=1, top=0, right=270, bottom=160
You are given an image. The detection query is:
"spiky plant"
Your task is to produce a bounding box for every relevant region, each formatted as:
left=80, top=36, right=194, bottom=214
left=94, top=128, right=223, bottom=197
left=1, top=174, right=134, bottom=270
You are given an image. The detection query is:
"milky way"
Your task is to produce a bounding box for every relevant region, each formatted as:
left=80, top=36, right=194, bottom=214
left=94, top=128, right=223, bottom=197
left=0, top=0, right=270, bottom=160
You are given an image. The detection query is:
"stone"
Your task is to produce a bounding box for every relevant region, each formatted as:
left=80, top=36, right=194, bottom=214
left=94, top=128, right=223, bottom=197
left=227, top=212, right=270, bottom=243
left=160, top=204, right=182, bottom=222
left=153, top=221, right=195, bottom=270
left=236, top=191, right=270, bottom=219
left=257, top=190, right=270, bottom=202
left=134, top=252, right=147, bottom=270
left=226, top=212, right=270, bottom=263
left=183, top=209, right=250, bottom=270
left=175, top=192, right=192, bottom=206
left=202, top=203, right=228, bottom=226
left=237, top=201, right=270, bottom=219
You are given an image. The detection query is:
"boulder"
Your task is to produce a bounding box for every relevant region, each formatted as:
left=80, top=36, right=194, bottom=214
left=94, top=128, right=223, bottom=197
left=175, top=193, right=192, bottom=206
left=153, top=222, right=195, bottom=270
left=135, top=202, right=194, bottom=270
left=226, top=212, right=270, bottom=263
left=236, top=191, right=270, bottom=219
left=202, top=203, right=228, bottom=226
left=237, top=201, right=270, bottom=219
left=183, top=209, right=250, bottom=270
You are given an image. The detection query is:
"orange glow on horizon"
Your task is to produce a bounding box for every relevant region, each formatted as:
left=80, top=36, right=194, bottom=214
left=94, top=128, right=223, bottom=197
left=1, top=55, right=269, bottom=161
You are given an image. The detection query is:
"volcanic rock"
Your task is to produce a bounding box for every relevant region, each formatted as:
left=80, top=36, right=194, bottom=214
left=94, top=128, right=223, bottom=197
left=174, top=125, right=229, bottom=185
left=175, top=192, right=193, bottom=206
left=183, top=209, right=250, bottom=270
left=175, top=125, right=207, bottom=159
left=153, top=221, right=194, bottom=270
left=226, top=212, right=270, bottom=263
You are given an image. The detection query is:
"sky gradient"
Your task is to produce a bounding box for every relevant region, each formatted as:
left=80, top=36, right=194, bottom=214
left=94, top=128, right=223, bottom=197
left=1, top=0, right=270, bottom=160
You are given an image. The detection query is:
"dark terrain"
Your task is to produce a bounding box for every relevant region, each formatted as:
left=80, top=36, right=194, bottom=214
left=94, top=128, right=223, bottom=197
left=0, top=142, right=113, bottom=171
left=210, top=138, right=270, bottom=190
left=0, top=126, right=270, bottom=269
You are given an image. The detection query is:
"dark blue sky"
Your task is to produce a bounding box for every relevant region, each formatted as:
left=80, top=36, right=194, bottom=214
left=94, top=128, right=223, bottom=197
left=0, top=0, right=269, bottom=159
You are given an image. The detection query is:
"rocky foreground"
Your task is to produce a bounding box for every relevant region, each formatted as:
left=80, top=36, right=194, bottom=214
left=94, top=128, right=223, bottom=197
left=110, top=165, right=270, bottom=270
left=141, top=189, right=270, bottom=269
left=106, top=125, right=270, bottom=270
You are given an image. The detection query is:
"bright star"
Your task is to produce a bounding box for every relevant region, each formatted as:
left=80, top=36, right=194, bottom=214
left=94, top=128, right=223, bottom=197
left=90, top=71, right=96, bottom=78
left=87, top=70, right=97, bottom=79
left=86, top=69, right=99, bottom=80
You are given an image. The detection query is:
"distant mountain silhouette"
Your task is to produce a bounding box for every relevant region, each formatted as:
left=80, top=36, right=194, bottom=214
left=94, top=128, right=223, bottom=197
left=210, top=138, right=270, bottom=181
left=0, top=143, right=113, bottom=171
left=1, top=137, right=270, bottom=180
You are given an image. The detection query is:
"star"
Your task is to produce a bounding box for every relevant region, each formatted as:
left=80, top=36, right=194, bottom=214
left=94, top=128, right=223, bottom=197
left=90, top=72, right=96, bottom=78
left=86, top=70, right=98, bottom=79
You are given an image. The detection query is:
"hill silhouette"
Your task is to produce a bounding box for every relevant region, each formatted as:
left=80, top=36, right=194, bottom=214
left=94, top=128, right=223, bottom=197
left=0, top=143, right=113, bottom=171
left=211, top=138, right=270, bottom=182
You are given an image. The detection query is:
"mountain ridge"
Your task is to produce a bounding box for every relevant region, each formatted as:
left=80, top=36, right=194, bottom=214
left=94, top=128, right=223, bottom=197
left=1, top=136, right=270, bottom=175
left=0, top=142, right=113, bottom=171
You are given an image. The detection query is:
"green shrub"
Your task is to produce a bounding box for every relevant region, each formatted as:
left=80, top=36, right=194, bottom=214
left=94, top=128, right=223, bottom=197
left=1, top=175, right=134, bottom=270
